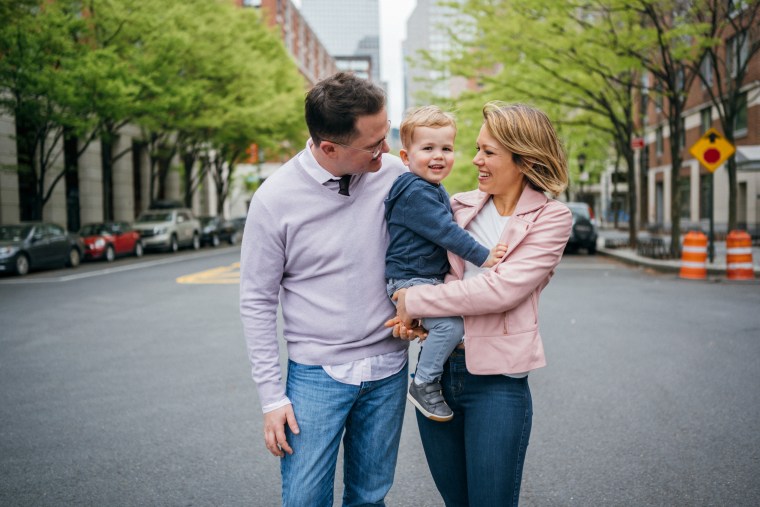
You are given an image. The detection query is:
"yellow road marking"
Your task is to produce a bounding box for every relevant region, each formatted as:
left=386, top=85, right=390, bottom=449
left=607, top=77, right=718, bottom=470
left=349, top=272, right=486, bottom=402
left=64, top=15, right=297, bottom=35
left=177, top=262, right=240, bottom=284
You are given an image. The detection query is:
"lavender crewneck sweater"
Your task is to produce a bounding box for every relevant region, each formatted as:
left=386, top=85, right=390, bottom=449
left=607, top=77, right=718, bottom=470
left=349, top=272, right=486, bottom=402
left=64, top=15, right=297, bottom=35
left=239, top=152, right=408, bottom=407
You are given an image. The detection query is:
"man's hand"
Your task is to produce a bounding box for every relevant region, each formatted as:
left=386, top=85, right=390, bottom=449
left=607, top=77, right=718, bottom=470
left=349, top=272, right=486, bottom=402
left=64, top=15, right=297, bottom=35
left=384, top=316, right=428, bottom=342
left=263, top=404, right=299, bottom=458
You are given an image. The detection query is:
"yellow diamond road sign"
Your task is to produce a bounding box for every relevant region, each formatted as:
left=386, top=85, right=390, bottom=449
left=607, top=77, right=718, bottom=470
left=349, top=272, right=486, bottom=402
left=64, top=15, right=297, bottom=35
left=689, top=128, right=735, bottom=173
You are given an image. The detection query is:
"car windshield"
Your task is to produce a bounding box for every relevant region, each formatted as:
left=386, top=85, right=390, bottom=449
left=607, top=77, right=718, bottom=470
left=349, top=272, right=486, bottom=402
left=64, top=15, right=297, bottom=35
left=0, top=225, right=32, bottom=241
left=200, top=217, right=215, bottom=226
left=80, top=224, right=108, bottom=236
left=137, top=213, right=172, bottom=223
left=567, top=204, right=591, bottom=220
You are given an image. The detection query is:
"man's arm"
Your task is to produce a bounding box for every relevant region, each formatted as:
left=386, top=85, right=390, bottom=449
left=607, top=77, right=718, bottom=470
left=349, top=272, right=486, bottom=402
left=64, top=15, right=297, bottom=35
left=239, top=195, right=299, bottom=456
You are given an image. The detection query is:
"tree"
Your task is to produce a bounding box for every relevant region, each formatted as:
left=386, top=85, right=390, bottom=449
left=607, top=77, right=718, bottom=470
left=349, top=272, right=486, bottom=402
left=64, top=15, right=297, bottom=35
left=602, top=0, right=710, bottom=257
left=0, top=1, right=92, bottom=222
left=432, top=0, right=643, bottom=245
left=690, top=0, right=760, bottom=231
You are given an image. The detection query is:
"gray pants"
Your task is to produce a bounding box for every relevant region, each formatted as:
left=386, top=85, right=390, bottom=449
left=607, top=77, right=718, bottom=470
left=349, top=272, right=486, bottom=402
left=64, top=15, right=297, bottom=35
left=386, top=277, right=465, bottom=384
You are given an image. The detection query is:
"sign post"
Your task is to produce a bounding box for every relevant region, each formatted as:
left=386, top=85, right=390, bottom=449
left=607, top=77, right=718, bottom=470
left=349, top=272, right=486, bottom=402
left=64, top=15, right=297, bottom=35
left=688, top=128, right=736, bottom=263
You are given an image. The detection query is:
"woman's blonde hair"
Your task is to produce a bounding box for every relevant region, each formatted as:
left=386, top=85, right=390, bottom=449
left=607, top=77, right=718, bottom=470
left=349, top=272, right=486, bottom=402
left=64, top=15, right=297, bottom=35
left=482, top=102, right=568, bottom=196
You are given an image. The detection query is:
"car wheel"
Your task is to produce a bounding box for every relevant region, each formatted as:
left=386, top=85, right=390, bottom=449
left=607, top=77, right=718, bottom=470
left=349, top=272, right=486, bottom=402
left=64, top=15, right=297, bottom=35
left=15, top=254, right=30, bottom=276
left=170, top=235, right=179, bottom=253
left=211, top=234, right=220, bottom=247
left=587, top=242, right=597, bottom=255
left=105, top=245, right=116, bottom=262
left=229, top=232, right=239, bottom=245
left=134, top=241, right=144, bottom=258
left=68, top=248, right=81, bottom=268
left=192, top=233, right=200, bottom=250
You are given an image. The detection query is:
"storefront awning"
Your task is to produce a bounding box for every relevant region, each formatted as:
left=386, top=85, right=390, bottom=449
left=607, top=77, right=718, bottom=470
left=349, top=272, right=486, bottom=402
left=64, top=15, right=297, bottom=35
left=736, top=145, right=760, bottom=171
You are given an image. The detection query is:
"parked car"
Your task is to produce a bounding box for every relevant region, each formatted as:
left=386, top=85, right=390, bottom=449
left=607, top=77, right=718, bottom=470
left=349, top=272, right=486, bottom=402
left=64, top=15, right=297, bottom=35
left=80, top=222, right=144, bottom=262
left=0, top=222, right=84, bottom=276
left=564, top=202, right=598, bottom=254
left=132, top=209, right=200, bottom=252
left=198, top=216, right=239, bottom=247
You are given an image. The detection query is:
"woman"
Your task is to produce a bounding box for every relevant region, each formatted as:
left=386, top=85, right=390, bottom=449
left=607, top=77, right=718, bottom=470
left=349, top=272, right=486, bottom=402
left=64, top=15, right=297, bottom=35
left=392, top=102, right=572, bottom=506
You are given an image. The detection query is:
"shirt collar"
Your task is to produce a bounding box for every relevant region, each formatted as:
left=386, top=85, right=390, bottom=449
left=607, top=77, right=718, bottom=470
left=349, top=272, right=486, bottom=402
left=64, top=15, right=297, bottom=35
left=299, top=139, right=342, bottom=185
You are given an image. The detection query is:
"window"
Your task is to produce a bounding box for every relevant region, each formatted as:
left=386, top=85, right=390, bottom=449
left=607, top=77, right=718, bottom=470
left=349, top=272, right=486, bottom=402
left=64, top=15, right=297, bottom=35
left=242, top=0, right=262, bottom=6
left=700, top=56, right=713, bottom=88
left=727, top=32, right=749, bottom=77
left=700, top=107, right=712, bottom=134
left=699, top=174, right=711, bottom=219
left=678, top=176, right=691, bottom=220
left=656, top=126, right=664, bottom=156
left=728, top=0, right=749, bottom=17
left=734, top=92, right=748, bottom=136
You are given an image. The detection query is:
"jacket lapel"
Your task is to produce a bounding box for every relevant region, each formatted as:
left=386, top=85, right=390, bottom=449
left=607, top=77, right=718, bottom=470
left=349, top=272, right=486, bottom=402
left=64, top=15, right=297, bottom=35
left=448, top=186, right=550, bottom=276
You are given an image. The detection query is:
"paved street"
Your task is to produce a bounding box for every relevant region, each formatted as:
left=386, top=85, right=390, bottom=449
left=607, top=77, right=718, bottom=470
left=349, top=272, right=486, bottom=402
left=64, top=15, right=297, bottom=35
left=1, top=251, right=759, bottom=506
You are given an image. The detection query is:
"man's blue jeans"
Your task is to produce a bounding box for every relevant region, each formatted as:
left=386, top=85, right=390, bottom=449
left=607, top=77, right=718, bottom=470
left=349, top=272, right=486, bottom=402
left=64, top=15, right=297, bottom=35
left=281, top=359, right=408, bottom=507
left=416, top=349, right=532, bottom=507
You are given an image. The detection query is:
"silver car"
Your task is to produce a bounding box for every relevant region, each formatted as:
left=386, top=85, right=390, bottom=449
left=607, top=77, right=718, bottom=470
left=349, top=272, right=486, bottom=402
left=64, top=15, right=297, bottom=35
left=133, top=209, right=200, bottom=252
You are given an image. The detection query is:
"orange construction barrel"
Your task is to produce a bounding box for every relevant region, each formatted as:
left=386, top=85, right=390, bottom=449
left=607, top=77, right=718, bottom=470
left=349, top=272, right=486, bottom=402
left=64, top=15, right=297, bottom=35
left=726, top=230, right=754, bottom=280
left=679, top=231, right=708, bottom=280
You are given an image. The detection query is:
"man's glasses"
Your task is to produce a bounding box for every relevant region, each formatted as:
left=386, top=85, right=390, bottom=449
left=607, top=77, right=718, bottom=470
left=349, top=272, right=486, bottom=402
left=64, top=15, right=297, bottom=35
left=323, top=121, right=391, bottom=159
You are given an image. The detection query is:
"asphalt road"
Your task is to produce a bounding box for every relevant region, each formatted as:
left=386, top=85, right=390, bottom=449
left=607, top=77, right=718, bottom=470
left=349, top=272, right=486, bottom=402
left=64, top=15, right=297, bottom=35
left=1, top=250, right=758, bottom=506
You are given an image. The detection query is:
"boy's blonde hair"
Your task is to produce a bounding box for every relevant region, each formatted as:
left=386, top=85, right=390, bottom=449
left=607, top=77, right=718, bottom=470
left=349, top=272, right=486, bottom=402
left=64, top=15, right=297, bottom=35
left=399, top=105, right=456, bottom=149
left=482, top=101, right=569, bottom=196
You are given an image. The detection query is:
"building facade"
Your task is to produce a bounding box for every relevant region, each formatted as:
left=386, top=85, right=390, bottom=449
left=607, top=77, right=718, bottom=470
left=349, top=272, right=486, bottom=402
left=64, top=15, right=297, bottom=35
left=299, top=0, right=382, bottom=84
left=402, top=0, right=467, bottom=110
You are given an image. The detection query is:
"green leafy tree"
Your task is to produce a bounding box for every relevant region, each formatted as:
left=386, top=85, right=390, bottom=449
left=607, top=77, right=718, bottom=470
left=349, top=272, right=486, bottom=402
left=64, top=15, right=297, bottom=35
left=602, top=0, right=710, bottom=256
left=690, top=0, right=760, bottom=232
left=426, top=0, right=642, bottom=245
left=0, top=0, right=91, bottom=221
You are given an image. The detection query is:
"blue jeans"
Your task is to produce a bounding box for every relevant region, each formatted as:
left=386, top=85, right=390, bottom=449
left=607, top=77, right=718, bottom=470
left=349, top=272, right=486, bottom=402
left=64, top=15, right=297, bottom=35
left=416, top=349, right=532, bottom=507
left=387, top=278, right=464, bottom=383
left=281, top=360, right=408, bottom=507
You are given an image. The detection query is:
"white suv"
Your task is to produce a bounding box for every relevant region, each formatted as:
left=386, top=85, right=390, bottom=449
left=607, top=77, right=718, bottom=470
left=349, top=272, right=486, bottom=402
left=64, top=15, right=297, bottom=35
left=133, top=209, right=201, bottom=252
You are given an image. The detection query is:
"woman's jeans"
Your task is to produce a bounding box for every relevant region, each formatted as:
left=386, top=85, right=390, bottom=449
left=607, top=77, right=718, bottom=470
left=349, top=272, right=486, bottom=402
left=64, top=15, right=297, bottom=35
left=281, top=359, right=408, bottom=507
left=416, top=349, right=533, bottom=507
left=387, top=277, right=464, bottom=383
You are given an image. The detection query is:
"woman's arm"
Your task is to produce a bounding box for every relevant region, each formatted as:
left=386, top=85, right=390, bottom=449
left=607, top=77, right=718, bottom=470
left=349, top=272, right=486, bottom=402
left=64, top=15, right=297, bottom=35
left=404, top=203, right=572, bottom=320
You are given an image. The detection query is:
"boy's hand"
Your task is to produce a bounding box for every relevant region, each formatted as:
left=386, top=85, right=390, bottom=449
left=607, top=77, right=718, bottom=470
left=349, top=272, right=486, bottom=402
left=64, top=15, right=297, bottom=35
left=482, top=243, right=508, bottom=268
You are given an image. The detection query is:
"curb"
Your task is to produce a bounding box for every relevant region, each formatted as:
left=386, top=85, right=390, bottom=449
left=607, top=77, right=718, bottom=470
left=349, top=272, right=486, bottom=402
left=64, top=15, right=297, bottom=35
left=597, top=246, right=760, bottom=278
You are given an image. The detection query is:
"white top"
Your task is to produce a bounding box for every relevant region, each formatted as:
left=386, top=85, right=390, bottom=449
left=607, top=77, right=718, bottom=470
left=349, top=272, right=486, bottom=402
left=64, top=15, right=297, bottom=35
left=462, top=198, right=528, bottom=379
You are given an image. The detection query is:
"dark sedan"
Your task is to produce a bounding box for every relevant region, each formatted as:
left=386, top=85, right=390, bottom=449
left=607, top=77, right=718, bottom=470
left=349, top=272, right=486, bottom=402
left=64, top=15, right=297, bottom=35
left=199, top=216, right=241, bottom=247
left=0, top=223, right=84, bottom=276
left=564, top=202, right=598, bottom=254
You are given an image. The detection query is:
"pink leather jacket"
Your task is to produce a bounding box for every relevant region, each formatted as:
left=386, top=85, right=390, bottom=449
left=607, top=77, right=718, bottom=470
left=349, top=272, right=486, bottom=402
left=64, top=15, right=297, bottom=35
left=405, top=185, right=572, bottom=375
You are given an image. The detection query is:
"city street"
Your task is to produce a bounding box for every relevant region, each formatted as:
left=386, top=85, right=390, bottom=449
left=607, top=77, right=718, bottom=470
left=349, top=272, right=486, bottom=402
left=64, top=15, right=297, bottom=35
left=1, top=250, right=758, bottom=506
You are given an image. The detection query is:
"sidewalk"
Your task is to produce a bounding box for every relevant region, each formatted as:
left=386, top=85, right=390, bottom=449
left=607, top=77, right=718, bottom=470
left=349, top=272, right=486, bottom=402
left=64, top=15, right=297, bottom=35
left=596, top=227, right=760, bottom=277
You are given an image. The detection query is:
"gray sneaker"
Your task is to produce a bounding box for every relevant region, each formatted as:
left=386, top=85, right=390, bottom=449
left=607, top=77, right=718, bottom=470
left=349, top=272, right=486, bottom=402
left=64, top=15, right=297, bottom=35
left=408, top=380, right=453, bottom=422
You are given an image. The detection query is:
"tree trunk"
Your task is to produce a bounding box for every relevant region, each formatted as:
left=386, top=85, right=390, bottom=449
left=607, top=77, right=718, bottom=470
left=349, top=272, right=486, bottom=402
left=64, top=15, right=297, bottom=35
left=15, top=111, right=42, bottom=221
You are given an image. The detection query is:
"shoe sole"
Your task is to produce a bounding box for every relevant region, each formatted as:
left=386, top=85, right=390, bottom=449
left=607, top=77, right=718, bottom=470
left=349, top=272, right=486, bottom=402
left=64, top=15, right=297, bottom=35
left=407, top=392, right=453, bottom=422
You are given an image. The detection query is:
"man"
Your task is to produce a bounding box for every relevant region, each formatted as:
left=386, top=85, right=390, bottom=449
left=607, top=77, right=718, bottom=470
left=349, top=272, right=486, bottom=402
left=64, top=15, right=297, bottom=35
left=240, top=72, right=408, bottom=506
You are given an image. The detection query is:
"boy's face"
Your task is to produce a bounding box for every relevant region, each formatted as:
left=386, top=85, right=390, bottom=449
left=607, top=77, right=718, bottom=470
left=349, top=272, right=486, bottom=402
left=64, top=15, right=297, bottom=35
left=400, top=125, right=456, bottom=185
